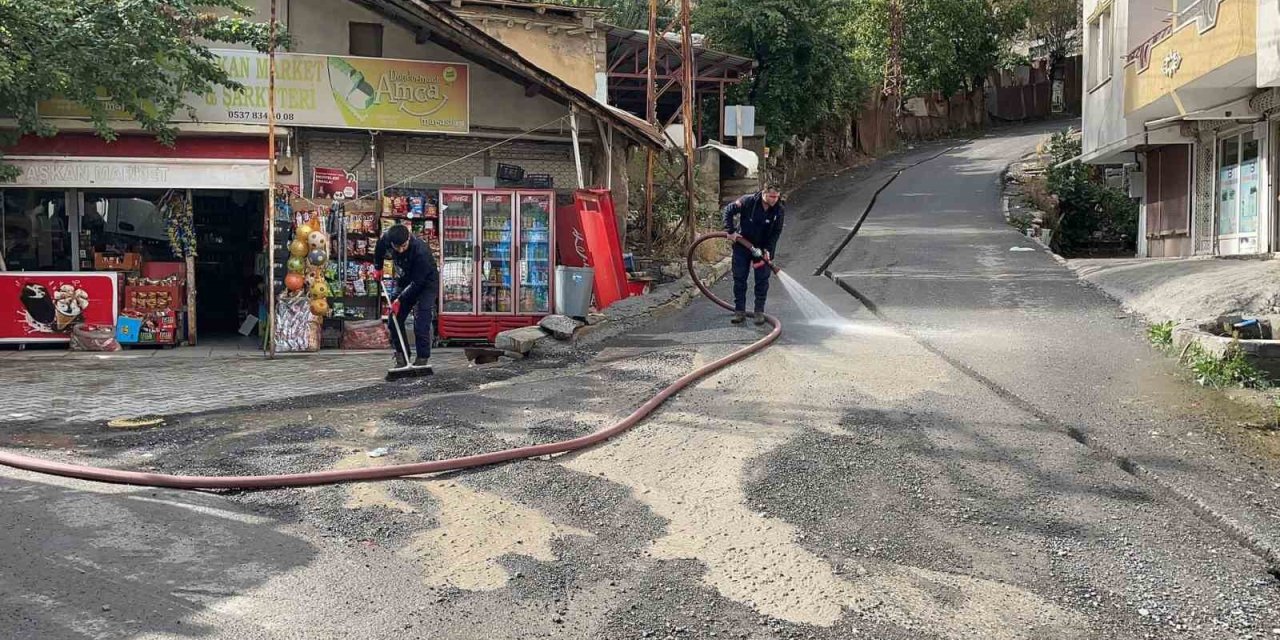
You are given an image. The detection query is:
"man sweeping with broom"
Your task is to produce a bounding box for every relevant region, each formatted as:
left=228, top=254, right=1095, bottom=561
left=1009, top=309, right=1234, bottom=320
left=374, top=224, right=439, bottom=379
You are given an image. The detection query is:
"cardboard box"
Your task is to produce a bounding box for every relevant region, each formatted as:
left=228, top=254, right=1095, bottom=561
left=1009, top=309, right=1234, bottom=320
left=95, top=252, right=142, bottom=271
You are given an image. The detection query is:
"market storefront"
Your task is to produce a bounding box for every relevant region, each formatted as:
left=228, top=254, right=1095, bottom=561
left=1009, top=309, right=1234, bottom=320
left=1, top=135, right=270, bottom=346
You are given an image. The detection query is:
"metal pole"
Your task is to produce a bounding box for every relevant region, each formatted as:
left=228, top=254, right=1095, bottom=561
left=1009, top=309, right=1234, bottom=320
left=680, top=0, right=697, bottom=245
left=718, top=82, right=725, bottom=143
left=266, top=0, right=278, bottom=358
left=185, top=189, right=197, bottom=346
left=570, top=106, right=585, bottom=189
left=644, top=0, right=658, bottom=251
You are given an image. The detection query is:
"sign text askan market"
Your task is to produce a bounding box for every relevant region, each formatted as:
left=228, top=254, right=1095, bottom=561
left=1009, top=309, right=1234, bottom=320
left=40, top=50, right=470, bottom=135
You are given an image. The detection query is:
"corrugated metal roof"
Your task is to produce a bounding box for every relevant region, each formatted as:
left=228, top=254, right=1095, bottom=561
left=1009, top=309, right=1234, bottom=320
left=602, top=23, right=756, bottom=74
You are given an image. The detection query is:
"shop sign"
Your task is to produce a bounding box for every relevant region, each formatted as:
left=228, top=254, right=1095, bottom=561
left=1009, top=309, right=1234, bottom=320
left=0, top=272, right=119, bottom=343
left=312, top=167, right=358, bottom=199
left=5, top=156, right=270, bottom=190
left=39, top=50, right=470, bottom=135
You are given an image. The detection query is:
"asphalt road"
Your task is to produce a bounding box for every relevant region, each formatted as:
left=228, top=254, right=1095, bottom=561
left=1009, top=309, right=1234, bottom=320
left=4, top=124, right=1280, bottom=639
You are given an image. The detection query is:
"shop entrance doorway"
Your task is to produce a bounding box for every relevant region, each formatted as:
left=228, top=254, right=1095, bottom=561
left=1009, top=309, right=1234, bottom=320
left=192, top=191, right=265, bottom=340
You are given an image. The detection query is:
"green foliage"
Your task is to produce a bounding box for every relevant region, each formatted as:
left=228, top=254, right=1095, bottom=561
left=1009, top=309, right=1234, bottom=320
left=847, top=0, right=1004, bottom=97
left=694, top=0, right=862, bottom=146
left=0, top=0, right=286, bottom=181
left=1147, top=321, right=1175, bottom=348
left=1043, top=130, right=1138, bottom=253
left=1181, top=341, right=1270, bottom=389
left=557, top=0, right=669, bottom=30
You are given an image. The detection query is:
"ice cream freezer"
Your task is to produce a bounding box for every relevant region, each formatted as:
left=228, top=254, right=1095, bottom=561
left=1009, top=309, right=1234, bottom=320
left=1, top=272, right=120, bottom=343
left=437, top=189, right=555, bottom=343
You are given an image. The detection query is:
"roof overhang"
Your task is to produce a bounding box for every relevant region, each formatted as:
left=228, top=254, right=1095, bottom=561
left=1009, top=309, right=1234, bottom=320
left=354, top=0, right=664, bottom=149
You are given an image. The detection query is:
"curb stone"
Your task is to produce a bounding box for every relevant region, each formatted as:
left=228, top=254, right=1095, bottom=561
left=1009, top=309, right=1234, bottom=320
left=540, top=255, right=734, bottom=352
left=999, top=160, right=1280, bottom=572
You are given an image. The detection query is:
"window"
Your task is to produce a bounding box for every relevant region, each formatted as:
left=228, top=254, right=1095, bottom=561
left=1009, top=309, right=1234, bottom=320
left=1087, top=6, right=1113, bottom=89
left=1, top=190, right=72, bottom=272
left=81, top=192, right=176, bottom=265
left=349, top=22, right=384, bottom=58
left=1216, top=131, right=1261, bottom=244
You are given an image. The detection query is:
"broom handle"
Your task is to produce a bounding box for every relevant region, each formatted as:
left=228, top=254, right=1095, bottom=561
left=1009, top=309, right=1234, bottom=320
left=382, top=284, right=411, bottom=361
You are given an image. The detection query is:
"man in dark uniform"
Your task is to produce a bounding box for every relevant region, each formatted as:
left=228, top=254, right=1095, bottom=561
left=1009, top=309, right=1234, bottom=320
left=374, top=224, right=439, bottom=368
left=723, top=183, right=785, bottom=325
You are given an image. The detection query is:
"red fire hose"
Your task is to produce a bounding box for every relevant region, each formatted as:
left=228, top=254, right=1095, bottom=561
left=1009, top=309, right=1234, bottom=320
left=0, top=233, right=781, bottom=490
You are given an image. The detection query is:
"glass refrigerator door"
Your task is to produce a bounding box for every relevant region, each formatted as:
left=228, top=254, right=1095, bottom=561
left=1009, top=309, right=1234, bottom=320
left=440, top=191, right=476, bottom=314
left=517, top=192, right=553, bottom=314
left=479, top=192, right=515, bottom=314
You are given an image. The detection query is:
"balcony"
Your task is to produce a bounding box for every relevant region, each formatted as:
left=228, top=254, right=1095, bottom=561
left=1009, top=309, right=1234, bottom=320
left=1124, top=0, right=1257, bottom=118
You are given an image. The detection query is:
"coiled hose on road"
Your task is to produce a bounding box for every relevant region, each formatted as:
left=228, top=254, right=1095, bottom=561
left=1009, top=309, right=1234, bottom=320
left=0, top=233, right=781, bottom=490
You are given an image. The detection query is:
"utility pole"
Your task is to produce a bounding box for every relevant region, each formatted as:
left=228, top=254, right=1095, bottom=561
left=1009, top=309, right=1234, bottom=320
left=883, top=0, right=904, bottom=136
left=641, top=0, right=698, bottom=247
left=266, top=0, right=278, bottom=358
left=644, top=0, right=657, bottom=252
left=678, top=0, right=696, bottom=246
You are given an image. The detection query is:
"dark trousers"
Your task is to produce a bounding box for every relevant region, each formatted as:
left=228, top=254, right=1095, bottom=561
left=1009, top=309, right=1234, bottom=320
left=731, top=245, right=771, bottom=313
left=388, top=288, right=435, bottom=361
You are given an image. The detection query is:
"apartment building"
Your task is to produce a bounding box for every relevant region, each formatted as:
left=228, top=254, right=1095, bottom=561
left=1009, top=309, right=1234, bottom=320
left=1081, top=0, right=1280, bottom=257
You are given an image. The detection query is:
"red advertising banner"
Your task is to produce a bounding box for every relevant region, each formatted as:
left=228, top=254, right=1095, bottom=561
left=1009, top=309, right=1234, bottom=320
left=573, top=189, right=630, bottom=310
left=312, top=167, right=358, bottom=200
left=554, top=198, right=589, bottom=268
left=1, top=272, right=119, bottom=343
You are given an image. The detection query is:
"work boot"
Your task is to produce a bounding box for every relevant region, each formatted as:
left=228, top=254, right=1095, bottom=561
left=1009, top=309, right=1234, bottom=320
left=730, top=311, right=746, bottom=324
left=394, top=353, right=408, bottom=369
left=754, top=312, right=767, bottom=326
left=413, top=356, right=430, bottom=367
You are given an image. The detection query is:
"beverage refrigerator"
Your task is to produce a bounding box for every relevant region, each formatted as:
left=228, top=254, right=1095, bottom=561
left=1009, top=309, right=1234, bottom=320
left=437, top=189, right=556, bottom=343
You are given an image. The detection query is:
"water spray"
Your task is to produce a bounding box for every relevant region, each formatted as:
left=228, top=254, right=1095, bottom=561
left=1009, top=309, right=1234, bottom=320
left=0, top=235, right=781, bottom=490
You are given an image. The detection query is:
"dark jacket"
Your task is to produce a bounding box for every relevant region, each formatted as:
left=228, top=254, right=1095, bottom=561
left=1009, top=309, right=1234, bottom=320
left=374, top=234, right=439, bottom=304
left=722, top=192, right=785, bottom=255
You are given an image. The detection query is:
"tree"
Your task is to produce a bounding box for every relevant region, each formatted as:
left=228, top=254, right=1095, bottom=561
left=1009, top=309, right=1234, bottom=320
left=0, top=0, right=284, bottom=180
left=558, top=0, right=673, bottom=31
left=1024, top=0, right=1081, bottom=62
left=849, top=0, right=1002, bottom=97
left=694, top=0, right=862, bottom=145
left=989, top=0, right=1081, bottom=63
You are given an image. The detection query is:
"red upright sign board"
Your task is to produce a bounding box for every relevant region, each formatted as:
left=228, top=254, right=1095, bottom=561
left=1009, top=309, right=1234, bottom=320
left=312, top=167, right=359, bottom=200
left=572, top=189, right=630, bottom=310
left=554, top=200, right=589, bottom=268
left=1, top=272, right=119, bottom=343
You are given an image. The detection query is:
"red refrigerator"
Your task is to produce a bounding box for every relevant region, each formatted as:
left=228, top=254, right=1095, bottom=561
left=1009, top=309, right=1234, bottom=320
left=438, top=189, right=555, bottom=343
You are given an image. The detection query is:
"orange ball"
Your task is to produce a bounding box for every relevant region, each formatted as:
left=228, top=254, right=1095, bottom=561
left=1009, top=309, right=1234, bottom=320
left=285, top=273, right=305, bottom=292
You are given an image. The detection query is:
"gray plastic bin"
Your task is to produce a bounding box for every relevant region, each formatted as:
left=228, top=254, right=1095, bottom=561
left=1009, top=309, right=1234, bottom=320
left=555, top=266, right=595, bottom=318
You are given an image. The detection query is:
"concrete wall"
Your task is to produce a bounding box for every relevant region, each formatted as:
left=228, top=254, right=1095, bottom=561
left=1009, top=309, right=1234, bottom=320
left=469, top=22, right=598, bottom=97
left=1124, top=0, right=1257, bottom=115
left=1083, top=0, right=1132, bottom=158
left=277, top=0, right=571, bottom=132
left=1259, top=0, right=1280, bottom=86
left=225, top=0, right=574, bottom=132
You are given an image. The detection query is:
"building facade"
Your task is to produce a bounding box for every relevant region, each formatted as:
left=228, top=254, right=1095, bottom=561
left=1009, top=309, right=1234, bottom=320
left=0, top=0, right=659, bottom=345
left=1082, top=0, right=1280, bottom=258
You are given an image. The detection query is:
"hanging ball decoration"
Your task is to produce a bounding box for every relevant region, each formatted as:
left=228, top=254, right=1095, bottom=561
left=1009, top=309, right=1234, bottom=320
left=296, top=224, right=314, bottom=239
left=307, top=249, right=328, bottom=266
left=310, top=281, right=331, bottom=299
left=285, top=273, right=305, bottom=292
left=310, top=298, right=330, bottom=316
left=308, top=231, right=328, bottom=248
left=287, top=256, right=306, bottom=273
left=289, top=239, right=309, bottom=257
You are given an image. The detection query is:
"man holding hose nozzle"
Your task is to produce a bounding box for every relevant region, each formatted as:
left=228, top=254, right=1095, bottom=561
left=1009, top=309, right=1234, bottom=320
left=374, top=224, right=439, bottom=368
left=723, top=183, right=785, bottom=325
